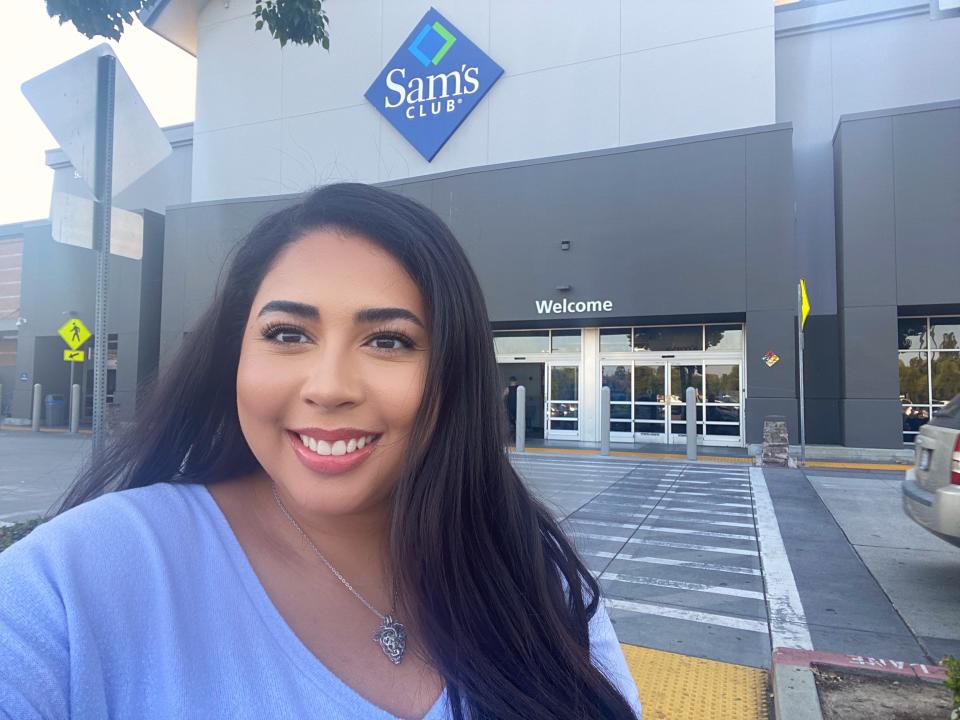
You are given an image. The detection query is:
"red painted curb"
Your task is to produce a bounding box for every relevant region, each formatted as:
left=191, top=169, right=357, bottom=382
left=772, top=647, right=947, bottom=682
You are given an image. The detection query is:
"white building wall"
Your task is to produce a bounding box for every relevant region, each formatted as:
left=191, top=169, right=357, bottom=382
left=190, top=0, right=775, bottom=202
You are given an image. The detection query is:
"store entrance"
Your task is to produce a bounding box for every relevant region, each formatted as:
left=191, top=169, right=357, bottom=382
left=602, top=360, right=743, bottom=445
left=498, top=363, right=544, bottom=439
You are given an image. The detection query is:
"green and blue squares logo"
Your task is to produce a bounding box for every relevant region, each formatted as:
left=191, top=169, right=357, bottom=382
left=364, top=8, right=503, bottom=162
left=408, top=19, right=456, bottom=67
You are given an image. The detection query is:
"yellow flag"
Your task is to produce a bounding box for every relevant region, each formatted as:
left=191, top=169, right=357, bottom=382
left=800, top=279, right=811, bottom=330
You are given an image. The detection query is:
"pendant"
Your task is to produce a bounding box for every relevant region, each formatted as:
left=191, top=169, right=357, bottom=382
left=373, top=615, right=406, bottom=665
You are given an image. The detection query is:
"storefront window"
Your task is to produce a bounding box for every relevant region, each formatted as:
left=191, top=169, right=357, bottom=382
left=600, top=327, right=631, bottom=352
left=705, top=325, right=743, bottom=352
left=550, top=329, right=581, bottom=353
left=898, top=315, right=960, bottom=443
left=493, top=330, right=549, bottom=355
left=931, top=351, right=960, bottom=404
left=931, top=317, right=960, bottom=350
left=602, top=365, right=631, bottom=401
left=633, top=365, right=664, bottom=402
left=633, top=325, right=702, bottom=352
left=705, top=365, right=739, bottom=403
left=898, top=318, right=926, bottom=350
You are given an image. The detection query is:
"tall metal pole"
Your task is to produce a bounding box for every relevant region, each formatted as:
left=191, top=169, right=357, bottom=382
left=600, top=386, right=611, bottom=456
left=798, top=283, right=806, bottom=465
left=514, top=385, right=526, bottom=453
left=92, top=55, right=116, bottom=460
left=686, top=386, right=698, bottom=461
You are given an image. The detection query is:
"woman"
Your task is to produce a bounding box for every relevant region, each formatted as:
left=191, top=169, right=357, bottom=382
left=0, top=184, right=642, bottom=719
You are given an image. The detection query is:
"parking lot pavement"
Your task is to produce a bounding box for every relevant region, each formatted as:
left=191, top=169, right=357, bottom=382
left=512, top=453, right=773, bottom=668
left=0, top=431, right=89, bottom=524
left=805, top=468, right=960, bottom=662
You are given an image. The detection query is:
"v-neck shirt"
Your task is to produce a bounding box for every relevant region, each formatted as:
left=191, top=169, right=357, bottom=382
left=0, top=482, right=642, bottom=718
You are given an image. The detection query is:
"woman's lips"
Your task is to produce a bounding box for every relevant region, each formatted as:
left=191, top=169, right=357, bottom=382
left=287, top=430, right=380, bottom=475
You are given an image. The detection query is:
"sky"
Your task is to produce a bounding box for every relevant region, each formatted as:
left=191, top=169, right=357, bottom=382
left=0, top=3, right=196, bottom=226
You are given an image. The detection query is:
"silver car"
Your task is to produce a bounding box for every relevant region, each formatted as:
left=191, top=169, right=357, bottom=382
left=903, top=394, right=960, bottom=547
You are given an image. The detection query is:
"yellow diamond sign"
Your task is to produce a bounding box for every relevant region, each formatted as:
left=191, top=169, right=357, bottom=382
left=64, top=349, right=85, bottom=363
left=58, top=318, right=91, bottom=351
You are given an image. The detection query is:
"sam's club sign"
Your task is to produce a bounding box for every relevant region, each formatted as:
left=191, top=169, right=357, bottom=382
left=364, top=8, right=503, bottom=161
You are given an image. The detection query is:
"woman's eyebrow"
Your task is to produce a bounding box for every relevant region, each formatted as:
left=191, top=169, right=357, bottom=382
left=256, top=300, right=319, bottom=319
left=355, top=307, right=424, bottom=328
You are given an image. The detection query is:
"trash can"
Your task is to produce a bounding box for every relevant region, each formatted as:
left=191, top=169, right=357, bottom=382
left=44, top=394, right=67, bottom=427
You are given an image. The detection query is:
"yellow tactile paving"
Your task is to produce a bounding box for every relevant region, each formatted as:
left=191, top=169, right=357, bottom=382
left=509, top=446, right=754, bottom=464
left=801, top=460, right=907, bottom=471
left=620, top=644, right=769, bottom=720
left=509, top=445, right=907, bottom=470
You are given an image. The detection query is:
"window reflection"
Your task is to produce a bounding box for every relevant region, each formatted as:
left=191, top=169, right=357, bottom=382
left=635, top=405, right=665, bottom=421
left=931, top=351, right=960, bottom=404
left=706, top=406, right=740, bottom=422
left=706, top=424, right=739, bottom=436
left=898, top=318, right=926, bottom=350
left=600, top=328, right=631, bottom=352
left=551, top=329, right=582, bottom=353
left=705, top=325, right=743, bottom=352
left=602, top=365, right=631, bottom=401
left=550, top=367, right=578, bottom=401
left=494, top=331, right=549, bottom=354
left=898, top=352, right=928, bottom=405
left=705, top=365, right=739, bottom=402
left=670, top=365, right=703, bottom=402
left=931, top=317, right=960, bottom=350
left=897, top=316, right=960, bottom=443
left=633, top=326, right=702, bottom=352
left=634, top=365, right=664, bottom=402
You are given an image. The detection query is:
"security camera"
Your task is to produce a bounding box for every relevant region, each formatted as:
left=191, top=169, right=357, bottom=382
left=14, top=317, right=27, bottom=328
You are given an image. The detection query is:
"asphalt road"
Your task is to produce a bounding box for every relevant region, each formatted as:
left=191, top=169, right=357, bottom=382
left=516, top=454, right=960, bottom=668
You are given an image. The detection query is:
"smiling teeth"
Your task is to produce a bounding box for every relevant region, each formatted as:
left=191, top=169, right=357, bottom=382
left=300, top=434, right=376, bottom=456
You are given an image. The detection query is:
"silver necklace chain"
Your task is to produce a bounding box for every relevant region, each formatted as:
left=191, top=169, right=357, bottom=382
left=270, top=481, right=386, bottom=620
left=270, top=482, right=408, bottom=665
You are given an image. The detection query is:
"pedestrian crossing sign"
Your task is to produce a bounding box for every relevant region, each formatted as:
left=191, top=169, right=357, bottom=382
left=58, top=318, right=91, bottom=350
left=64, top=349, right=85, bottom=363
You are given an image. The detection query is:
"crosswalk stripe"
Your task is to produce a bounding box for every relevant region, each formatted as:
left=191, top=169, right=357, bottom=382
left=587, top=551, right=760, bottom=576
left=600, top=572, right=765, bottom=600
left=604, top=598, right=768, bottom=633
left=574, top=532, right=759, bottom=556
left=639, top=526, right=756, bottom=541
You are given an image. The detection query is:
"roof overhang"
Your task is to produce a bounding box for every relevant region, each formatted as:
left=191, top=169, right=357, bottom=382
left=139, top=0, right=207, bottom=56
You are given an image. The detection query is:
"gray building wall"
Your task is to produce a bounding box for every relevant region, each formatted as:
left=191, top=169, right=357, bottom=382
left=775, top=1, right=960, bottom=444
left=10, top=213, right=166, bottom=422
left=160, top=123, right=798, bottom=445
left=833, top=100, right=960, bottom=447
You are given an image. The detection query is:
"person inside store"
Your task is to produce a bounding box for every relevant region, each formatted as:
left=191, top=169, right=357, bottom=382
left=0, top=183, right=642, bottom=719
left=503, top=375, right=520, bottom=436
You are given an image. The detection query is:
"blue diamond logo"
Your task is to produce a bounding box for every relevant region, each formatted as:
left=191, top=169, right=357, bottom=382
left=364, top=8, right=503, bottom=161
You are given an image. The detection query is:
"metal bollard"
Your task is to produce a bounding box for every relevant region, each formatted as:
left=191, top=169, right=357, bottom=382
left=600, top=385, right=611, bottom=456
left=686, top=386, right=697, bottom=461
left=70, top=384, right=81, bottom=434
left=31, top=383, right=42, bottom=432
left=514, top=385, right=526, bottom=453
left=0, top=383, right=3, bottom=429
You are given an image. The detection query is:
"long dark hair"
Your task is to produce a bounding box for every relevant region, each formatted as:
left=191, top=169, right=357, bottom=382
left=55, top=183, right=636, bottom=719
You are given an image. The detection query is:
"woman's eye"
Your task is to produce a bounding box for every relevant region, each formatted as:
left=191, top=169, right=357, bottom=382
left=263, top=326, right=309, bottom=344
left=276, top=331, right=308, bottom=344
left=367, top=334, right=413, bottom=351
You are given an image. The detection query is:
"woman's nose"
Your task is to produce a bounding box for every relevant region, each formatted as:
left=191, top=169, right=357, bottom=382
left=298, top=344, right=364, bottom=410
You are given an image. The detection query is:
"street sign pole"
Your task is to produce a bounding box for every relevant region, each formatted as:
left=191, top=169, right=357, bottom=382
left=798, top=282, right=806, bottom=465
left=91, top=55, right=116, bottom=460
